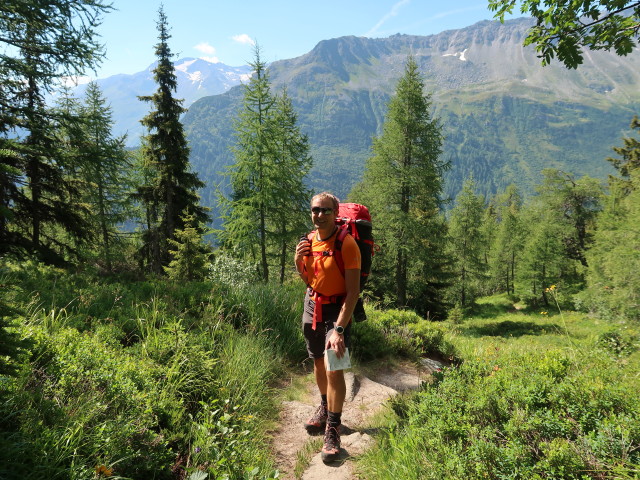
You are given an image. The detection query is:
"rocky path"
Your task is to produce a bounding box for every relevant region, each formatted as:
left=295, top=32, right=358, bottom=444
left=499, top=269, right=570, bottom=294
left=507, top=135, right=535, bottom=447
left=271, top=358, right=445, bottom=479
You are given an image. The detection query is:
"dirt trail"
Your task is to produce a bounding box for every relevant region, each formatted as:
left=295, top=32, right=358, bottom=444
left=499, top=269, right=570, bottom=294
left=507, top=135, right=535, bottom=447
left=271, top=358, right=445, bottom=479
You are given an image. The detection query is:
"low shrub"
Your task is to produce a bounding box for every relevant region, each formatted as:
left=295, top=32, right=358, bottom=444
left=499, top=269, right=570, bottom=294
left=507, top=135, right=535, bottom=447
left=359, top=349, right=640, bottom=480
left=597, top=330, right=638, bottom=357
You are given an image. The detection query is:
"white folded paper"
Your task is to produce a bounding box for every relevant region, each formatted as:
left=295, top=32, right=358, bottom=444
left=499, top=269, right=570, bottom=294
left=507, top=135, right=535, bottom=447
left=325, top=348, right=352, bottom=371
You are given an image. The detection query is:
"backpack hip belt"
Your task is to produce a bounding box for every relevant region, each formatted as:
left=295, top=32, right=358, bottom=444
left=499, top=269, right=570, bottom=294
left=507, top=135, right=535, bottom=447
left=307, top=287, right=345, bottom=331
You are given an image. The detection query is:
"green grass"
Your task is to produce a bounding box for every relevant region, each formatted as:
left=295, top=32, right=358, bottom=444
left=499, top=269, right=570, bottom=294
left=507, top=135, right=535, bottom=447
left=0, top=260, right=297, bottom=480
left=4, top=260, right=638, bottom=479
left=356, top=293, right=640, bottom=480
left=0, top=259, right=417, bottom=480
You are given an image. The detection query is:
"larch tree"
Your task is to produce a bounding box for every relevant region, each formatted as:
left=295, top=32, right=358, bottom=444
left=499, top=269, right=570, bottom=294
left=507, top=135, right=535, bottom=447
left=77, top=82, right=132, bottom=270
left=537, top=169, right=603, bottom=268
left=518, top=204, right=568, bottom=306
left=219, top=45, right=278, bottom=281
left=351, top=56, right=450, bottom=316
left=489, top=184, right=524, bottom=295
left=606, top=115, right=640, bottom=200
left=270, top=88, right=313, bottom=283
left=137, top=6, right=209, bottom=274
left=446, top=178, right=488, bottom=308
left=0, top=0, right=111, bottom=262
left=584, top=122, right=640, bottom=320
left=519, top=170, right=603, bottom=305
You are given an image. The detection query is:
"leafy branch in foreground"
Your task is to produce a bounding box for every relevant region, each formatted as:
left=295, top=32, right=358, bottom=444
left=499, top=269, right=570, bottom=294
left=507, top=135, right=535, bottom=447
left=489, top=0, right=640, bottom=68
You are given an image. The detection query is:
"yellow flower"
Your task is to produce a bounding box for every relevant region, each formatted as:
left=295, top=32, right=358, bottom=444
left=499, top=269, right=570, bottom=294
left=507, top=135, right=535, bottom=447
left=95, top=465, right=113, bottom=477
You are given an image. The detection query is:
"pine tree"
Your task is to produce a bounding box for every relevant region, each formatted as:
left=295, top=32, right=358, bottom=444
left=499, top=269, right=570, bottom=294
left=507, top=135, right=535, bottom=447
left=0, top=0, right=110, bottom=262
left=220, top=65, right=311, bottom=284
left=270, top=88, right=313, bottom=283
left=447, top=178, right=487, bottom=308
left=137, top=6, right=209, bottom=273
left=489, top=185, right=524, bottom=295
left=76, top=82, right=132, bottom=270
left=351, top=56, right=450, bottom=315
left=164, top=211, right=212, bottom=281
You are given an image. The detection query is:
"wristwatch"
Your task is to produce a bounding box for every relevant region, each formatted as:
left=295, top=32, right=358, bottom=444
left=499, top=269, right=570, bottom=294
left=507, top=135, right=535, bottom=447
left=334, top=325, right=345, bottom=335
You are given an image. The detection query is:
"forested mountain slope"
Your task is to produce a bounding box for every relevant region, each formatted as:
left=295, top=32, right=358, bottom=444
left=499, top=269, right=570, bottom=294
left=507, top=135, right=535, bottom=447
left=183, top=17, right=640, bottom=211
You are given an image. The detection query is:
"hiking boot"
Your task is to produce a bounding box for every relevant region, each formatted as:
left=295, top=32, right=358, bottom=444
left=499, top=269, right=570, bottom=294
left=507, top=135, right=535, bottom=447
left=321, top=424, right=341, bottom=463
left=304, top=404, right=327, bottom=434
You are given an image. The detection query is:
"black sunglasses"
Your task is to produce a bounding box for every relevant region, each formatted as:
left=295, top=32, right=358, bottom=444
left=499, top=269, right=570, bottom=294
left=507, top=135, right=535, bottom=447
left=311, top=206, right=335, bottom=215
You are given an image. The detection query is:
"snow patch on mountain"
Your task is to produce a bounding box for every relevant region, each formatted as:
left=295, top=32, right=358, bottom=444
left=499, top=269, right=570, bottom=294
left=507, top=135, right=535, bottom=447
left=187, top=71, right=203, bottom=83
left=443, top=48, right=468, bottom=61
left=175, top=59, right=198, bottom=72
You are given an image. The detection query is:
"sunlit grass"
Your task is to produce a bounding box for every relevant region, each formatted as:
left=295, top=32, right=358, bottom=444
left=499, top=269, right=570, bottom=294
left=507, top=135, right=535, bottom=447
left=357, top=293, right=640, bottom=480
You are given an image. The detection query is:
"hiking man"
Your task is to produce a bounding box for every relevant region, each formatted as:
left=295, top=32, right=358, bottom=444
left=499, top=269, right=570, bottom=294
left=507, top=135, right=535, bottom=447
left=294, top=191, right=361, bottom=463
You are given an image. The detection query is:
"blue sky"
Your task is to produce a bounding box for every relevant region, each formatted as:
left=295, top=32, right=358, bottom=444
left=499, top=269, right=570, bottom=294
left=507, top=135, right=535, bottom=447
left=94, top=0, right=523, bottom=79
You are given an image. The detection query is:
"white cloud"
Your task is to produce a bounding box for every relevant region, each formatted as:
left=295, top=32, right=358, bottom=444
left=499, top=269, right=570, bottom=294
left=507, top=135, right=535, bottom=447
left=194, top=42, right=217, bottom=55
left=232, top=34, right=255, bottom=46
left=193, top=42, right=220, bottom=63
left=365, top=0, right=411, bottom=37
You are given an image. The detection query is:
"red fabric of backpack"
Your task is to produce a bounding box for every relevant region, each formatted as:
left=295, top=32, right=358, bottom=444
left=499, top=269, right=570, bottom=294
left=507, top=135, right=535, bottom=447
left=308, top=203, right=375, bottom=321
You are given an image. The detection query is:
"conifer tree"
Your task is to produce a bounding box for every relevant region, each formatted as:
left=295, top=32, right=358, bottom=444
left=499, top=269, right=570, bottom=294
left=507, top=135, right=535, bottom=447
left=164, top=211, right=211, bottom=281
left=585, top=124, right=640, bottom=320
left=518, top=204, right=568, bottom=306
left=489, top=185, right=524, bottom=295
left=76, top=82, right=132, bottom=269
left=537, top=169, right=603, bottom=268
left=270, top=88, right=313, bottom=283
left=352, top=56, right=450, bottom=315
left=519, top=170, right=602, bottom=305
left=447, top=178, right=487, bottom=308
left=221, top=45, right=310, bottom=282
left=221, top=44, right=274, bottom=280
left=606, top=115, right=640, bottom=199
left=0, top=0, right=110, bottom=261
left=137, top=6, right=209, bottom=273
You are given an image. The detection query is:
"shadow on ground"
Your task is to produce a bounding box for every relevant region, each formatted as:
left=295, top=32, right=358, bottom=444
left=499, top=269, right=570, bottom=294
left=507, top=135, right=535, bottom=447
left=460, top=320, right=563, bottom=338
left=467, top=301, right=515, bottom=319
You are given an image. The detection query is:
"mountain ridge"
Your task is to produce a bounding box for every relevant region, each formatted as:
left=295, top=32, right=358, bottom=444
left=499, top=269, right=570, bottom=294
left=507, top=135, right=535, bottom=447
left=182, top=17, right=640, bottom=215
left=68, top=58, right=251, bottom=145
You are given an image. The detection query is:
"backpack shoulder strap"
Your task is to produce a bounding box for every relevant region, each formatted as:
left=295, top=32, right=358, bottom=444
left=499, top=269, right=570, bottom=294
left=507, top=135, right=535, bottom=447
left=333, top=223, right=350, bottom=276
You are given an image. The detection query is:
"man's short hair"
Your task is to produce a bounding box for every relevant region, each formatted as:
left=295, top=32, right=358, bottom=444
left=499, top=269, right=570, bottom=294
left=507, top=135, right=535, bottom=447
left=311, top=192, right=340, bottom=211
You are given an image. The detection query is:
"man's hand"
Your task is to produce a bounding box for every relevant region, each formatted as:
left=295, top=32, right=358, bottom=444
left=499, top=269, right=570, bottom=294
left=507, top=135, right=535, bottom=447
left=326, top=329, right=346, bottom=358
left=294, top=238, right=311, bottom=266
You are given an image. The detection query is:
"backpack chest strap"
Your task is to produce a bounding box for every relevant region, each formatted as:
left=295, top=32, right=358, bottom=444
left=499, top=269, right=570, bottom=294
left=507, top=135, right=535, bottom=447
left=310, top=249, right=342, bottom=277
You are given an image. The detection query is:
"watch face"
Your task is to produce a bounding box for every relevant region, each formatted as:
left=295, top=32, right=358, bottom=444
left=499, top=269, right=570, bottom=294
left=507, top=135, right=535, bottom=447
left=335, top=325, right=344, bottom=334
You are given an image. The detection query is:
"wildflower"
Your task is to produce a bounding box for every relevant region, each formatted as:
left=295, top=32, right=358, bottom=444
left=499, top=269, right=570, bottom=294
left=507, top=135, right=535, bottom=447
left=541, top=311, right=548, bottom=315
left=95, top=465, right=113, bottom=477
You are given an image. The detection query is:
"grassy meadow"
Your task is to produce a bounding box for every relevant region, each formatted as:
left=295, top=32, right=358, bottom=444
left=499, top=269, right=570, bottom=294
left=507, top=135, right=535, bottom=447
left=1, top=260, right=639, bottom=479
left=357, top=293, right=640, bottom=480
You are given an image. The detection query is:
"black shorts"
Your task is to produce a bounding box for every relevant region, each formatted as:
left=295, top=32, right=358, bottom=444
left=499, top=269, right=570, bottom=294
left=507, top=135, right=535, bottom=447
left=302, top=291, right=352, bottom=359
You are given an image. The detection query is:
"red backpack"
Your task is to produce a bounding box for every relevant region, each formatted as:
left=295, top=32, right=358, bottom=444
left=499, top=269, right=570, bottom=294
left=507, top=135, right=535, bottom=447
left=307, top=203, right=375, bottom=321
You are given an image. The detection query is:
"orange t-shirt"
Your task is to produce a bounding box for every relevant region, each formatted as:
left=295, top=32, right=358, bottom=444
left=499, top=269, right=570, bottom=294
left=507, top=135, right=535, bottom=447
left=304, top=230, right=361, bottom=296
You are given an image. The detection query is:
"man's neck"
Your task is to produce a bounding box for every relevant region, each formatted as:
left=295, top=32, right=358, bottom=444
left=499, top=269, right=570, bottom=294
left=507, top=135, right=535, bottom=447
left=317, top=225, right=337, bottom=241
